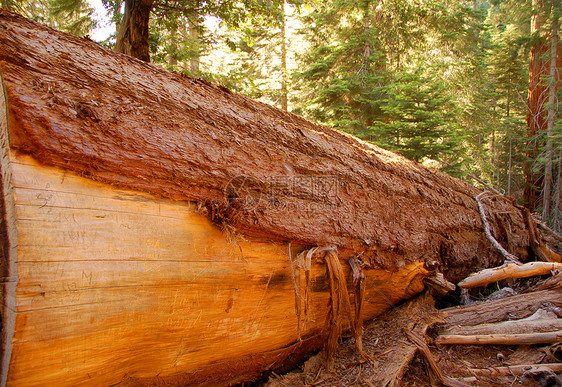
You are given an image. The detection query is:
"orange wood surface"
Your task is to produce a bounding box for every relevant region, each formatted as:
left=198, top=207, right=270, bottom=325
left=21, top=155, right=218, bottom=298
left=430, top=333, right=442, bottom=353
left=2, top=153, right=428, bottom=386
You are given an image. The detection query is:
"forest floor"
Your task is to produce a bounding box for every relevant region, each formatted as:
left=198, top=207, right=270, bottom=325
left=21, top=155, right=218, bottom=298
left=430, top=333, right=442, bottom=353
left=263, top=274, right=562, bottom=387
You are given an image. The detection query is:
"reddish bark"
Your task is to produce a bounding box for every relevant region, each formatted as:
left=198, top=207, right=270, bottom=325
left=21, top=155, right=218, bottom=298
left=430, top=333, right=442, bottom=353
left=115, top=0, right=154, bottom=62
left=0, top=10, right=533, bottom=279
left=524, top=1, right=562, bottom=210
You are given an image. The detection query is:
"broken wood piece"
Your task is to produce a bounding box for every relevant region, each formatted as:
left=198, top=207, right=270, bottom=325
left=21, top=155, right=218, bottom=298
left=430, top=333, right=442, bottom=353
left=423, top=273, right=456, bottom=295
left=435, top=330, right=562, bottom=346
left=404, top=330, right=469, bottom=387
left=523, top=208, right=562, bottom=263
left=366, top=293, right=442, bottom=386
left=322, top=250, right=353, bottom=370
left=538, top=221, right=562, bottom=243
left=474, top=192, right=521, bottom=265
left=440, top=309, right=562, bottom=336
left=465, top=363, right=562, bottom=377
left=348, top=256, right=371, bottom=360
left=443, top=288, right=562, bottom=326
left=458, top=261, right=562, bottom=289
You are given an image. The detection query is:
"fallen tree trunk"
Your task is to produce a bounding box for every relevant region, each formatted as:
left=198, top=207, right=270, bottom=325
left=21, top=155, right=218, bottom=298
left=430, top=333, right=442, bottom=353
left=0, top=9, right=545, bottom=387
left=0, top=10, right=531, bottom=275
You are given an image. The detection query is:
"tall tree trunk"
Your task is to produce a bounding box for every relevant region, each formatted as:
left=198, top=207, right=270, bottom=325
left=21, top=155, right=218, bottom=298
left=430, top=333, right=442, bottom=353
left=115, top=0, right=154, bottom=62
left=508, top=139, right=513, bottom=196
left=361, top=2, right=371, bottom=76
left=525, top=0, right=549, bottom=210
left=188, top=3, right=200, bottom=74
left=280, top=0, right=288, bottom=111
left=542, top=10, right=559, bottom=222
left=554, top=147, right=562, bottom=232
left=168, top=17, right=178, bottom=67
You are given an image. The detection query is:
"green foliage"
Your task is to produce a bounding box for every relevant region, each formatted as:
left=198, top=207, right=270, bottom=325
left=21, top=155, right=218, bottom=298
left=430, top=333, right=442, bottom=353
left=4, top=0, right=95, bottom=36
left=293, top=0, right=473, bottom=172
left=377, top=70, right=464, bottom=165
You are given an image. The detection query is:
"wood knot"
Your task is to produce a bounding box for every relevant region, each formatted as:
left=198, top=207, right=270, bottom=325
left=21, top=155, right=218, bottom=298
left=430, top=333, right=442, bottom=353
left=76, top=102, right=100, bottom=122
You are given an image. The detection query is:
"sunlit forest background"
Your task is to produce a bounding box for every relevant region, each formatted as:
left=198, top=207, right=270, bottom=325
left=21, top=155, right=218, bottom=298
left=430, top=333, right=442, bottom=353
left=1, top=0, right=561, bottom=230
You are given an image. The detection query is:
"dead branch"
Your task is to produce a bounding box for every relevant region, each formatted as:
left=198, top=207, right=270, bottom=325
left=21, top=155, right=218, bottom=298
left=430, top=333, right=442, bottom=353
left=435, top=330, right=562, bottom=345
left=458, top=261, right=562, bottom=289
left=443, top=288, right=562, bottom=326
left=465, top=363, right=562, bottom=377
left=475, top=192, right=521, bottom=264
left=405, top=330, right=469, bottom=387
left=439, top=309, right=562, bottom=336
left=467, top=173, right=503, bottom=195
left=423, top=273, right=456, bottom=295
left=523, top=208, right=562, bottom=263
left=538, top=221, right=562, bottom=243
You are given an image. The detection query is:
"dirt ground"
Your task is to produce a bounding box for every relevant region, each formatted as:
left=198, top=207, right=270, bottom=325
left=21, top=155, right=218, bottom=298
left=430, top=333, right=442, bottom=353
left=263, top=283, right=562, bottom=387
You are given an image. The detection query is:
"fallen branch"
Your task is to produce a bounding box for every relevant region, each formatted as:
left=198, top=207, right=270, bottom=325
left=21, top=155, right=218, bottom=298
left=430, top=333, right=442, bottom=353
left=366, top=294, right=442, bottom=386
left=435, top=330, right=562, bottom=346
left=465, top=363, right=562, bottom=377
left=523, top=209, right=562, bottom=263
left=458, top=261, right=562, bottom=289
left=348, top=256, right=371, bottom=360
left=405, top=330, right=469, bottom=387
left=440, top=309, right=562, bottom=336
left=538, top=221, right=562, bottom=243
left=475, top=192, right=521, bottom=264
left=423, top=273, right=456, bottom=295
left=443, top=288, right=562, bottom=326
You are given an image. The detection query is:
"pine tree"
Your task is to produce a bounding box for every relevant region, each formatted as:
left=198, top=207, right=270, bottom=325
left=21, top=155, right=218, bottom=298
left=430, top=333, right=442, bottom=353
left=294, top=0, right=474, bottom=170
left=3, top=0, right=95, bottom=37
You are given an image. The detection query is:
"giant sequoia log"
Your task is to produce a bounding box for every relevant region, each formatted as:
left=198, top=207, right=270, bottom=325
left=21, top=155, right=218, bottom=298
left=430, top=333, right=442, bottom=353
left=0, top=10, right=539, bottom=387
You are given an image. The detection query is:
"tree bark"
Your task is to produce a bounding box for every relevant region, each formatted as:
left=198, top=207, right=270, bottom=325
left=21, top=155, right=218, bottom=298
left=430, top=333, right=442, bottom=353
left=0, top=10, right=536, bottom=281
left=442, top=288, right=562, bottom=326
left=542, top=9, right=559, bottom=222
left=188, top=2, right=200, bottom=74
left=555, top=147, right=562, bottom=232
left=115, top=0, right=154, bottom=62
left=525, top=0, right=549, bottom=210
left=439, top=309, right=562, bottom=336
left=280, top=0, right=288, bottom=111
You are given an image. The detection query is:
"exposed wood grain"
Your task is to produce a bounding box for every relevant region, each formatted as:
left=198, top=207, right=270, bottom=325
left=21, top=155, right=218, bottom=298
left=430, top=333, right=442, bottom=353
left=442, top=287, right=562, bottom=326
left=458, top=261, right=562, bottom=289
left=439, top=309, right=562, bottom=336
left=4, top=154, right=430, bottom=386
left=0, top=69, right=18, bottom=387
left=366, top=293, right=442, bottom=387
left=435, top=330, right=562, bottom=345
left=0, top=9, right=531, bottom=279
